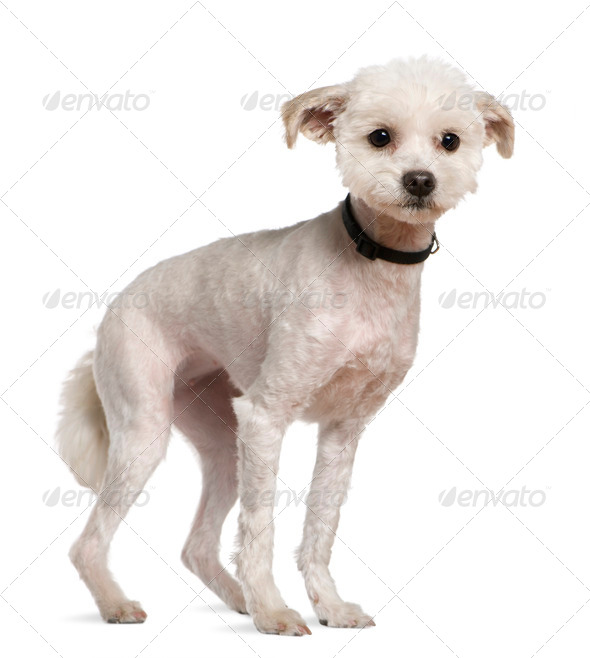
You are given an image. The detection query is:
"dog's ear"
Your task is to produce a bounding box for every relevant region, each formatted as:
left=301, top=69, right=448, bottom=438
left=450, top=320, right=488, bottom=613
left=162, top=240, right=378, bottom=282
left=282, top=85, right=349, bottom=148
left=476, top=93, right=515, bottom=158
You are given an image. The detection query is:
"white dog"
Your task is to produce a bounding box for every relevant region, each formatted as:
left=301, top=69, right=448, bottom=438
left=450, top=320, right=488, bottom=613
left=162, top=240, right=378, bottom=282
left=57, top=57, right=514, bottom=635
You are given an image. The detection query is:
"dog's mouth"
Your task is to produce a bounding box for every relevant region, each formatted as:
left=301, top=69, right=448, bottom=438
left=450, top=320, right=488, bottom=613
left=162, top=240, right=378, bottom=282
left=391, top=187, right=438, bottom=212
left=399, top=197, right=436, bottom=211
left=374, top=188, right=445, bottom=221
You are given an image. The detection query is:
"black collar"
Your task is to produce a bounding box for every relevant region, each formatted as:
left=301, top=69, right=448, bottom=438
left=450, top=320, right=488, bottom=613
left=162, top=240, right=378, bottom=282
left=341, top=194, right=439, bottom=264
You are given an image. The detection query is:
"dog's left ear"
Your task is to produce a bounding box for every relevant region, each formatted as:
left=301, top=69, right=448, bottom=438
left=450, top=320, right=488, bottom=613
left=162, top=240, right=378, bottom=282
left=282, top=85, right=349, bottom=148
left=476, top=93, right=515, bottom=158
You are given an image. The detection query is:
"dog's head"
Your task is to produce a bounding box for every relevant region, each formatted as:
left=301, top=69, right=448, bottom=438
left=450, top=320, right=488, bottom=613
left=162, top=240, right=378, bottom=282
left=283, top=57, right=514, bottom=224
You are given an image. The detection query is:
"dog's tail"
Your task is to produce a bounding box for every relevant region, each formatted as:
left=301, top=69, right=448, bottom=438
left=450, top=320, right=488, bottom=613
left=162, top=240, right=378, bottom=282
left=56, top=351, right=109, bottom=492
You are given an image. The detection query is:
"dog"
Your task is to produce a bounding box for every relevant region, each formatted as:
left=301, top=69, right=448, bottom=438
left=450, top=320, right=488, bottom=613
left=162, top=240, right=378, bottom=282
left=57, top=56, right=514, bottom=635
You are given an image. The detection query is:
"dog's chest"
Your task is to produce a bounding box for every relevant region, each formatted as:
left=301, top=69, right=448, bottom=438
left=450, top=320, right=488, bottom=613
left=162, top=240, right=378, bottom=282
left=304, top=309, right=419, bottom=422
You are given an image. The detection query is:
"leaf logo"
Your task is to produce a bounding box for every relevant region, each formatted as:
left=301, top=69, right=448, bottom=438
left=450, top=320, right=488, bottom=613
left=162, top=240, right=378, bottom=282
left=43, top=487, right=61, bottom=506
left=438, top=289, right=457, bottom=309
left=240, top=91, right=258, bottom=111
left=42, top=289, right=61, bottom=309
left=439, top=487, right=456, bottom=507
left=42, top=91, right=61, bottom=111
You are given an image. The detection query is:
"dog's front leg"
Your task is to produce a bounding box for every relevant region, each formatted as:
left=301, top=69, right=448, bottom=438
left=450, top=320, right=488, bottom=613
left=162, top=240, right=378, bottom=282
left=298, top=418, right=375, bottom=629
left=232, top=395, right=312, bottom=636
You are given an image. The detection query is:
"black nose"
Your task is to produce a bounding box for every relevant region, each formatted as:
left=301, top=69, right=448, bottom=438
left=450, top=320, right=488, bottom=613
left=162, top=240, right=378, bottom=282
left=402, top=170, right=436, bottom=198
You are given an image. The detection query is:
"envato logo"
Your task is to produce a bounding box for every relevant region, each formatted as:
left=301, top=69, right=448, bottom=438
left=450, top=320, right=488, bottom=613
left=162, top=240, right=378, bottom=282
left=42, top=90, right=151, bottom=112
left=242, top=289, right=349, bottom=310
left=437, top=89, right=547, bottom=113
left=42, top=486, right=150, bottom=508
left=240, top=90, right=292, bottom=111
left=42, top=289, right=151, bottom=311
left=439, top=486, right=546, bottom=508
left=438, top=288, right=547, bottom=311
left=242, top=488, right=347, bottom=508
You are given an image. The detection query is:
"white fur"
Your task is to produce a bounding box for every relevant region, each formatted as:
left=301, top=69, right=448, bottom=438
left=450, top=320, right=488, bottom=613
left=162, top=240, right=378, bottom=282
left=56, top=351, right=108, bottom=492
left=58, top=57, right=513, bottom=633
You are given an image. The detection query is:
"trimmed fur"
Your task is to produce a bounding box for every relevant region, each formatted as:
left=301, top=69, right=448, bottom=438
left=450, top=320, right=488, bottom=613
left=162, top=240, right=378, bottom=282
left=58, top=56, right=513, bottom=633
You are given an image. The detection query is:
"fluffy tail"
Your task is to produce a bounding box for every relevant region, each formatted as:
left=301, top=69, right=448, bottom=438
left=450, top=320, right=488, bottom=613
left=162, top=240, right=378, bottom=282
left=57, top=351, right=109, bottom=492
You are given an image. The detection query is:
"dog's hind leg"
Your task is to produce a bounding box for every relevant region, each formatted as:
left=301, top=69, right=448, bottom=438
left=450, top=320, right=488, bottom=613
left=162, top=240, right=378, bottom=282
left=298, top=419, right=375, bottom=629
left=175, top=370, right=246, bottom=613
left=67, top=326, right=175, bottom=623
left=69, top=423, right=171, bottom=623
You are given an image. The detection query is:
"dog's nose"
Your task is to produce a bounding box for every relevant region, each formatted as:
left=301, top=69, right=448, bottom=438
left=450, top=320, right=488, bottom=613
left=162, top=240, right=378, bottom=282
left=402, top=170, right=436, bottom=198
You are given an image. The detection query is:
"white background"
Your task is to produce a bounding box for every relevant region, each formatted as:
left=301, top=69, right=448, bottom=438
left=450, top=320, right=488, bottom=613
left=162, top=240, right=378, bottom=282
left=1, top=1, right=590, bottom=656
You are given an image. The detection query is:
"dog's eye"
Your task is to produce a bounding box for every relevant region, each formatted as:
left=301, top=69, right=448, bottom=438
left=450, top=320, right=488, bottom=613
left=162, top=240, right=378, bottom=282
left=368, top=129, right=391, bottom=147
left=441, top=133, right=460, bottom=152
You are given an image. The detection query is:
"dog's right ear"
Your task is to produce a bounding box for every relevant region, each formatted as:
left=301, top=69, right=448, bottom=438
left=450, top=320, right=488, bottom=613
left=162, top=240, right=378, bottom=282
left=282, top=85, right=349, bottom=148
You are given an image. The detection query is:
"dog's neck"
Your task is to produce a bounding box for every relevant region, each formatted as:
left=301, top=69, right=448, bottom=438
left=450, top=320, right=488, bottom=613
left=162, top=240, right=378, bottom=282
left=349, top=196, right=436, bottom=253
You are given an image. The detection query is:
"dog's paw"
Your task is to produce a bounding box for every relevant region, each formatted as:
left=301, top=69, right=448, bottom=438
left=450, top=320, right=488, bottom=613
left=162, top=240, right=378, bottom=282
left=253, top=607, right=312, bottom=636
left=316, top=601, right=375, bottom=629
left=102, top=600, right=147, bottom=624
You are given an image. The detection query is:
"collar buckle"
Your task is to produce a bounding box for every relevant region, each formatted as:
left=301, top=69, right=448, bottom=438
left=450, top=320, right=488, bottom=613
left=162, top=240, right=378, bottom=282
left=355, top=237, right=378, bottom=260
